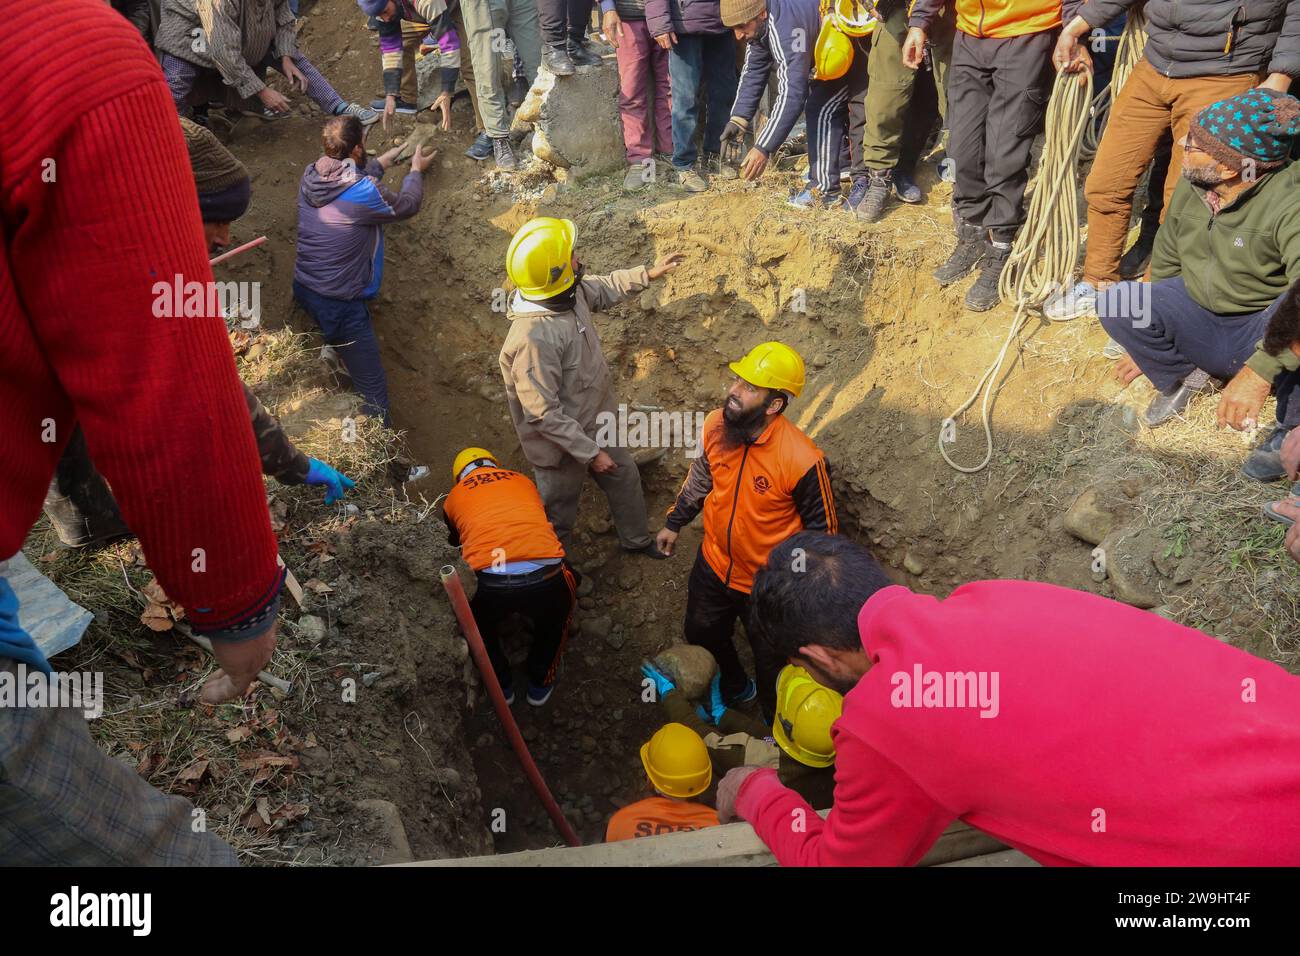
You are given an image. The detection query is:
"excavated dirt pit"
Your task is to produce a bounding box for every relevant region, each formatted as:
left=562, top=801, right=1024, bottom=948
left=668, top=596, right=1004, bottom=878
left=33, top=0, right=1297, bottom=863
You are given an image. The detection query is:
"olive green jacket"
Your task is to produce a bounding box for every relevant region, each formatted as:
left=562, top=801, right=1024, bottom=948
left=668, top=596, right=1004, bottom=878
left=1150, top=162, right=1300, bottom=383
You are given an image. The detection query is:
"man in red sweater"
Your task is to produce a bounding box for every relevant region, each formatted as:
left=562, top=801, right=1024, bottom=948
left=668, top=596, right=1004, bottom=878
left=2, top=0, right=284, bottom=863
left=717, top=531, right=1300, bottom=866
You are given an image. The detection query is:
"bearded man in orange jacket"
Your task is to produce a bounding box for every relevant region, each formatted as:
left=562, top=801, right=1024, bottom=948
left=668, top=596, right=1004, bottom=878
left=655, top=342, right=837, bottom=722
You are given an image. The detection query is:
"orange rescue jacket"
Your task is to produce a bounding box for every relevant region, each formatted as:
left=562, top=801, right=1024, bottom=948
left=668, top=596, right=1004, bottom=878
left=605, top=796, right=721, bottom=842
left=909, top=0, right=1065, bottom=40
left=665, top=410, right=837, bottom=594
left=443, top=466, right=565, bottom=571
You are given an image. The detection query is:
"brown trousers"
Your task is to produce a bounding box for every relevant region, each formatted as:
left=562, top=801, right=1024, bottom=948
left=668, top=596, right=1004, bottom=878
left=1082, top=57, right=1261, bottom=285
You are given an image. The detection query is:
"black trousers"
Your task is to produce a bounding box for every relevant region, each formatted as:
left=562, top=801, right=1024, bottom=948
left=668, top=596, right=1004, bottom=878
left=683, top=550, right=781, bottom=722
left=948, top=28, right=1054, bottom=242
left=538, top=0, right=593, bottom=47
left=470, top=565, right=577, bottom=690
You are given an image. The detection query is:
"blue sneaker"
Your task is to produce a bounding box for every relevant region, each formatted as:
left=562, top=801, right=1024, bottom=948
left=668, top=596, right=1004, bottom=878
left=844, top=176, right=869, bottom=213
left=526, top=682, right=554, bottom=707
left=1042, top=281, right=1098, bottom=322
left=465, top=132, right=493, bottom=161
left=787, top=188, right=837, bottom=211
left=724, top=678, right=757, bottom=707
left=500, top=679, right=515, bottom=706
left=892, top=168, right=922, bottom=203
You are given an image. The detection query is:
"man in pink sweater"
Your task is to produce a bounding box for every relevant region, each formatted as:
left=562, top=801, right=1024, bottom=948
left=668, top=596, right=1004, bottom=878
left=717, top=531, right=1300, bottom=866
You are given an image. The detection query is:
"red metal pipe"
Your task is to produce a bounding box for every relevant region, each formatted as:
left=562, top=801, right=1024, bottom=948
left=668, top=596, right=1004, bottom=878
left=440, top=566, right=583, bottom=847
left=209, top=234, right=267, bottom=267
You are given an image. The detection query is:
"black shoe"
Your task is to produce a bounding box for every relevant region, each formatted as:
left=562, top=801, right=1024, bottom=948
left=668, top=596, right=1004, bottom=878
left=568, top=38, right=603, bottom=67
left=465, top=131, right=493, bottom=161
left=544, top=44, right=575, bottom=76
left=1142, top=368, right=1214, bottom=427
left=624, top=542, right=669, bottom=560
left=934, top=221, right=986, bottom=286
left=855, top=169, right=892, bottom=223
left=370, top=97, right=418, bottom=114
left=492, top=136, right=517, bottom=170
left=1119, top=222, right=1159, bottom=279
left=965, top=243, right=1010, bottom=312
left=1243, top=426, right=1293, bottom=482
left=509, top=74, right=529, bottom=108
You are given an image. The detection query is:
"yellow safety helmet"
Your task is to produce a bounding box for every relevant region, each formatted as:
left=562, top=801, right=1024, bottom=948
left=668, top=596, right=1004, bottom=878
left=505, top=216, right=577, bottom=301
left=728, top=341, right=806, bottom=397
left=772, top=665, right=843, bottom=768
left=452, top=446, right=496, bottom=480
left=814, top=16, right=853, bottom=81
left=830, top=0, right=878, bottom=36
left=640, top=723, right=712, bottom=798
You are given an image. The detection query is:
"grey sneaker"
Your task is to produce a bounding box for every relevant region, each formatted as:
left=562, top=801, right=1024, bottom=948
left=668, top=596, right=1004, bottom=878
left=855, top=169, right=892, bottom=223
left=624, top=160, right=653, bottom=190
left=1243, top=425, right=1292, bottom=481
left=1043, top=281, right=1098, bottom=322
left=1142, top=368, right=1214, bottom=428
left=674, top=166, right=708, bottom=193
left=338, top=102, right=380, bottom=125
left=492, top=136, right=518, bottom=170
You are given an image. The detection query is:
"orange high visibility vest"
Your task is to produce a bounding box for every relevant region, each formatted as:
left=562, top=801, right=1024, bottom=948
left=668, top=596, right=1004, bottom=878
left=605, top=797, right=721, bottom=842
left=444, top=467, right=564, bottom=571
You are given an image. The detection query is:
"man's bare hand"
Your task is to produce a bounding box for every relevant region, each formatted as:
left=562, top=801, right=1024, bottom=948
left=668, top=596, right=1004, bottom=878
left=655, top=30, right=677, bottom=50
left=257, top=86, right=291, bottom=114
left=648, top=252, right=686, bottom=279
left=383, top=93, right=397, bottom=131
left=431, top=91, right=453, bottom=130
left=901, top=27, right=927, bottom=70
left=1113, top=355, right=1143, bottom=386
left=603, top=9, right=624, bottom=45
left=202, top=620, right=278, bottom=703
left=655, top=527, right=679, bottom=557
left=1217, top=366, right=1271, bottom=430
left=282, top=56, right=308, bottom=92
left=589, top=450, right=619, bottom=474
left=411, top=145, right=438, bottom=173
left=740, top=146, right=768, bottom=181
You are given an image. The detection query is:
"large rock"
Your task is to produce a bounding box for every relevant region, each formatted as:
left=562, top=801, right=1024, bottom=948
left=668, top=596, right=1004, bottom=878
left=517, top=62, right=624, bottom=178
left=1063, top=482, right=1133, bottom=546
left=356, top=798, right=413, bottom=866
left=653, top=645, right=718, bottom=701
left=1098, top=529, right=1163, bottom=609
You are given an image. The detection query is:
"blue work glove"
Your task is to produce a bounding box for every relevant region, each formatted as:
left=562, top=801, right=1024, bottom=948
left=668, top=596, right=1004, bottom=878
left=701, top=673, right=727, bottom=725
left=305, top=457, right=356, bottom=505
left=641, top=662, right=676, bottom=701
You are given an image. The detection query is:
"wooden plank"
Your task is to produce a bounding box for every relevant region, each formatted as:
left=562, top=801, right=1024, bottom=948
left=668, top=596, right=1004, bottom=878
left=402, top=817, right=1009, bottom=868
left=939, top=849, right=1039, bottom=867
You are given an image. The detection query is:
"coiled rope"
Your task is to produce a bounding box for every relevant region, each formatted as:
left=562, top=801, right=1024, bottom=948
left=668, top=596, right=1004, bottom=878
left=1080, top=10, right=1148, bottom=161
left=938, top=67, right=1095, bottom=473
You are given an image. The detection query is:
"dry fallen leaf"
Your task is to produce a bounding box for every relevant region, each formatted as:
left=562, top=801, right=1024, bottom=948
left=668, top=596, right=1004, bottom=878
left=174, top=759, right=210, bottom=786
left=226, top=725, right=254, bottom=743
left=140, top=604, right=175, bottom=632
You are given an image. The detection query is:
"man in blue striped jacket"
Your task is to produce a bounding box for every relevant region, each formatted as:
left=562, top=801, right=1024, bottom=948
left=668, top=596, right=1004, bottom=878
left=720, top=0, right=847, bottom=209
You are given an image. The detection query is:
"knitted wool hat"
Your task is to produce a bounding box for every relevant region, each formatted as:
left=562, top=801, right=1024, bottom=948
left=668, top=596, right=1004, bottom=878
left=1189, top=88, right=1300, bottom=172
left=721, top=0, right=765, bottom=27
left=180, top=118, right=252, bottom=222
left=357, top=0, right=389, bottom=15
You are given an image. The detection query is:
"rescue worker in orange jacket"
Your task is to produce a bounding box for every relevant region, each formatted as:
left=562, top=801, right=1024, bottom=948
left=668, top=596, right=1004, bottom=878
left=605, top=723, right=722, bottom=842
left=442, top=447, right=578, bottom=707
left=654, top=342, right=838, bottom=721
left=902, top=0, right=1084, bottom=312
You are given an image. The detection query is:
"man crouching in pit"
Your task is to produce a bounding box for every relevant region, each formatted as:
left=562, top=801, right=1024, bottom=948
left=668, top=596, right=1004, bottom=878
left=714, top=531, right=1300, bottom=866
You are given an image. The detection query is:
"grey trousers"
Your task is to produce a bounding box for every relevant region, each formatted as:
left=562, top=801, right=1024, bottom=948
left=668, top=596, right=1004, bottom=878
left=534, top=444, right=653, bottom=552
left=459, top=0, right=542, bottom=137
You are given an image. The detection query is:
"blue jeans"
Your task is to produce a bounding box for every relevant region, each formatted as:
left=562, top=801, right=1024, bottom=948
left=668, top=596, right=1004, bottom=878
left=668, top=32, right=738, bottom=170
left=1099, top=276, right=1300, bottom=426
left=293, top=281, right=391, bottom=426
